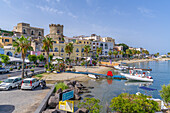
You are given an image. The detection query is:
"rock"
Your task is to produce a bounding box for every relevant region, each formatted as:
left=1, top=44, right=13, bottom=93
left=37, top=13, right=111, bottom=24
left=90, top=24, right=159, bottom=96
left=42, top=109, right=58, bottom=113
left=55, top=105, right=59, bottom=109
left=70, top=80, right=76, bottom=86
left=63, top=80, right=72, bottom=86
left=74, top=87, right=80, bottom=95
left=56, top=88, right=62, bottom=94
left=74, top=94, right=81, bottom=100
left=75, top=108, right=88, bottom=113
left=48, top=96, right=59, bottom=108
left=68, top=84, right=74, bottom=90
left=55, top=93, right=59, bottom=99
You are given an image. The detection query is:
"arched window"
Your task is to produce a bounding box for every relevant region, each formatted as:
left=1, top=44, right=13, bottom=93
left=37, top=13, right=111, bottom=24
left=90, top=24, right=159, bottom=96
left=23, top=29, right=26, bottom=34
left=100, top=43, right=103, bottom=46
left=6, top=51, right=13, bottom=57
left=59, top=37, right=61, bottom=40
left=39, top=32, right=41, bottom=36
left=76, top=48, right=79, bottom=52
left=54, top=48, right=58, bottom=52
left=61, top=48, right=64, bottom=52
left=81, top=48, right=84, bottom=52
left=31, top=31, right=34, bottom=35
left=105, top=44, right=108, bottom=49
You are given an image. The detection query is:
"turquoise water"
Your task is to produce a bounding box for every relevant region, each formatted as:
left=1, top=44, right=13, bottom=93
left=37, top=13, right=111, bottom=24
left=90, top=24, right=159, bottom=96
left=81, top=61, right=170, bottom=112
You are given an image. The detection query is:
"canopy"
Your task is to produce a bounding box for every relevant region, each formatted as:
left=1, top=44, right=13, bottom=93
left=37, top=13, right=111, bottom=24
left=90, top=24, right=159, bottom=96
left=53, top=56, right=63, bottom=60
left=139, top=86, right=157, bottom=91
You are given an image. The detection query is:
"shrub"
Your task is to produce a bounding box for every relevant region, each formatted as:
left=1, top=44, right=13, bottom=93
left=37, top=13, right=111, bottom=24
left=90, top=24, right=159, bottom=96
left=81, top=61, right=86, bottom=66
left=18, top=67, right=20, bottom=70
left=72, top=68, right=76, bottom=72
left=110, top=93, right=160, bottom=113
left=0, top=81, right=2, bottom=83
left=46, top=69, right=51, bottom=71
left=54, top=82, right=68, bottom=93
left=35, top=74, right=43, bottom=78
left=0, top=65, right=2, bottom=68
left=78, top=97, right=102, bottom=113
left=45, top=64, right=48, bottom=69
left=10, top=68, right=13, bottom=71
left=160, top=84, right=170, bottom=106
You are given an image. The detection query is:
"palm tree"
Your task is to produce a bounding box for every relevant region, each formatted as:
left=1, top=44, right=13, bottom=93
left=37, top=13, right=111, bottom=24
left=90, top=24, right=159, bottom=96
left=136, top=50, right=141, bottom=59
left=126, top=49, right=131, bottom=60
left=119, top=50, right=124, bottom=60
left=65, top=43, right=74, bottom=67
left=108, top=50, right=112, bottom=60
left=37, top=54, right=44, bottom=62
left=132, top=49, right=137, bottom=59
left=84, top=45, right=91, bottom=65
left=12, top=36, right=33, bottom=78
left=96, top=47, right=102, bottom=64
left=145, top=50, right=149, bottom=55
left=42, top=37, right=54, bottom=70
left=113, top=50, right=118, bottom=61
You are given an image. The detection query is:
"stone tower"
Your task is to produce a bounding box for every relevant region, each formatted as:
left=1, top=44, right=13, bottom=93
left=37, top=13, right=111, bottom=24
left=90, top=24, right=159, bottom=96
left=49, top=24, right=63, bottom=35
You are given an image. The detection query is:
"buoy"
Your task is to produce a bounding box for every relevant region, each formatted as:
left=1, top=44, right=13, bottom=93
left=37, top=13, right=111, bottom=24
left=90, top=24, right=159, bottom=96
left=107, top=71, right=113, bottom=77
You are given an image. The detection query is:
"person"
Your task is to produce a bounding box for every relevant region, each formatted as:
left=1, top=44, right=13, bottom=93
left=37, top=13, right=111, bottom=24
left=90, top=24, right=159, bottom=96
left=25, top=70, right=28, bottom=78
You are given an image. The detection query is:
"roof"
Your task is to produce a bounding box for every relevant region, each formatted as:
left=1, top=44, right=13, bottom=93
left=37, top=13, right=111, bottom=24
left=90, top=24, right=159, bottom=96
left=23, top=78, right=36, bottom=80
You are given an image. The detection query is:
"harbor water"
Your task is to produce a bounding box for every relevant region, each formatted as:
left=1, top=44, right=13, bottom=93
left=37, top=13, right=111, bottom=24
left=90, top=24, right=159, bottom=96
left=81, top=61, right=170, bottom=112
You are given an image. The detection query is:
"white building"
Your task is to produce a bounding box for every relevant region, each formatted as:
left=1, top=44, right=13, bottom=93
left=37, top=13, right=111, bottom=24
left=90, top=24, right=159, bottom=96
left=91, top=41, right=114, bottom=56
left=83, top=34, right=101, bottom=41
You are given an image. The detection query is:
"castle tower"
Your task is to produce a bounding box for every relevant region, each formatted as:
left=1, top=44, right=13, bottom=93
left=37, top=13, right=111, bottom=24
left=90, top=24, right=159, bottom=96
left=49, top=24, right=63, bottom=36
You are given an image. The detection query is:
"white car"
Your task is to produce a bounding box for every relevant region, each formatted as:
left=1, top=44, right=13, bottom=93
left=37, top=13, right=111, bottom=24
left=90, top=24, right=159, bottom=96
left=0, top=77, right=22, bottom=90
left=21, top=78, right=40, bottom=90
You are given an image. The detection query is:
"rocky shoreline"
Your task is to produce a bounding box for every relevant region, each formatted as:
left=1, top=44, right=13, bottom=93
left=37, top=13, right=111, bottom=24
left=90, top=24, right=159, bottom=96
left=42, top=80, right=91, bottom=113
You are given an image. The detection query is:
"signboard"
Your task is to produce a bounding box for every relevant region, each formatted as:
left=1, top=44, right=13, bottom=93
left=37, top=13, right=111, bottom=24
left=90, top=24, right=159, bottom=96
left=59, top=100, right=74, bottom=112
left=61, top=90, right=74, bottom=101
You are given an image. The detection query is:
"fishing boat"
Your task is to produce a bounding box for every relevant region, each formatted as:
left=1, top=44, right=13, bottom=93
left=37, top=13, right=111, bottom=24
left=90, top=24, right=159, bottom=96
left=120, top=69, right=153, bottom=82
left=88, top=74, right=99, bottom=79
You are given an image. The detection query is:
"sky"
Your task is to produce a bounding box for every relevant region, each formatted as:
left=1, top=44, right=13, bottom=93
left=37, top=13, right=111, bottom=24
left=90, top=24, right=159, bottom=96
left=0, top=0, right=170, bottom=54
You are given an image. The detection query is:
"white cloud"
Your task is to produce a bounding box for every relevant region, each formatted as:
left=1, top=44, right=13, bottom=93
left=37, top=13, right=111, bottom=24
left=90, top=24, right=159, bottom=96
left=68, top=12, right=77, bottom=18
left=2, top=0, right=10, bottom=4
left=113, top=9, right=128, bottom=16
left=138, top=7, right=154, bottom=17
left=36, top=6, right=64, bottom=14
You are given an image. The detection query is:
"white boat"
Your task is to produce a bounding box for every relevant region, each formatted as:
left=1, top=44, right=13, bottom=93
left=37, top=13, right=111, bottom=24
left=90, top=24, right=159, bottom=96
left=125, top=81, right=153, bottom=86
left=114, top=64, right=127, bottom=71
left=88, top=74, right=99, bottom=79
left=120, top=70, right=153, bottom=82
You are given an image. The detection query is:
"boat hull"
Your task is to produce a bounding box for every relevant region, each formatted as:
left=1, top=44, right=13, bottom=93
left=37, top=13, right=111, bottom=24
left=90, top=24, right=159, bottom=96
left=120, top=73, right=153, bottom=82
left=88, top=74, right=99, bottom=79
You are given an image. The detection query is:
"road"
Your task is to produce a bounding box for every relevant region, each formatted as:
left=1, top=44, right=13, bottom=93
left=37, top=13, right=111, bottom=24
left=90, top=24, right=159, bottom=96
left=0, top=85, right=51, bottom=113
left=0, top=67, right=45, bottom=80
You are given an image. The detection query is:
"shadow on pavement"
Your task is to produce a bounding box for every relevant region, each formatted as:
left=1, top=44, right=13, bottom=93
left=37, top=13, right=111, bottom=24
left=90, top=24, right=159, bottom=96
left=0, top=105, right=15, bottom=113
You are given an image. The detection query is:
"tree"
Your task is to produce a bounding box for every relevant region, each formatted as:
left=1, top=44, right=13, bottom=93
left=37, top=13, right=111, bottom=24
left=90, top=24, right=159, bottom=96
left=119, top=50, right=124, bottom=60
left=131, top=49, right=137, bottom=58
left=110, top=93, right=160, bottom=113
left=167, top=52, right=170, bottom=55
left=13, top=36, right=33, bottom=78
left=118, top=43, right=129, bottom=52
left=78, top=98, right=102, bottom=113
left=28, top=55, right=37, bottom=64
left=145, top=50, right=149, bottom=55
left=37, top=54, right=44, bottom=62
left=160, top=84, right=170, bottom=106
left=65, top=43, right=74, bottom=67
left=0, top=54, right=10, bottom=66
left=96, top=47, right=102, bottom=64
left=136, top=50, right=141, bottom=59
left=42, top=37, right=54, bottom=70
left=49, top=54, right=53, bottom=62
left=84, top=45, right=91, bottom=65
left=113, top=50, right=118, bottom=61
left=108, top=50, right=112, bottom=60
left=126, top=49, right=131, bottom=59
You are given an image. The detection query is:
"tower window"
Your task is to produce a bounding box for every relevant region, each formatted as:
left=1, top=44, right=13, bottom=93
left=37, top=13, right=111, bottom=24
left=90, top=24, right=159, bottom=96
left=23, top=29, right=26, bottom=34
left=57, top=30, right=60, bottom=33
left=31, top=31, right=34, bottom=35
left=39, top=32, right=41, bottom=36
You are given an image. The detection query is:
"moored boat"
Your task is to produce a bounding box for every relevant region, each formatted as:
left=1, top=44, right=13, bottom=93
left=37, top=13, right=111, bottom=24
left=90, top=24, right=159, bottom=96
left=88, top=74, right=99, bottom=79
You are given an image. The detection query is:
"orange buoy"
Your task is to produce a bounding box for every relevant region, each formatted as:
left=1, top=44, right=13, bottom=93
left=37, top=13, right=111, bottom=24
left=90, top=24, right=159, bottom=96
left=107, top=71, right=113, bottom=77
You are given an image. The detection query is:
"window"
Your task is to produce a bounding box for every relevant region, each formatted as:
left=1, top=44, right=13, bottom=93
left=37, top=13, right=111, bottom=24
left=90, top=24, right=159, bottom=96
left=61, top=54, right=63, bottom=56
left=105, top=44, right=108, bottom=49
left=61, top=48, right=64, bottom=52
left=79, top=41, right=81, bottom=43
left=43, top=53, right=45, bottom=55
left=84, top=41, right=85, bottom=44
left=31, top=31, right=34, bottom=35
left=76, top=48, right=79, bottom=52
left=100, top=43, right=103, bottom=46
left=54, top=41, right=56, bottom=43
left=39, top=32, right=41, bottom=36
left=93, top=47, right=95, bottom=49
left=97, top=43, right=99, bottom=45
left=54, top=48, right=58, bottom=52
left=2, top=39, right=4, bottom=42
left=77, top=54, right=78, bottom=55
left=53, top=53, right=54, bottom=56
left=59, top=37, right=61, bottom=40
left=57, top=30, right=60, bottom=33
left=23, top=29, right=26, bottom=34
left=49, top=49, right=53, bottom=52
left=81, top=48, right=84, bottom=52
left=93, top=43, right=95, bottom=45
left=87, top=42, right=89, bottom=44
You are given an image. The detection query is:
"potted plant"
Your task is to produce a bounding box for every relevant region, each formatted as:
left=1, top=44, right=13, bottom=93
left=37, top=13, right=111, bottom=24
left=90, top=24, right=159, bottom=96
left=18, top=67, right=21, bottom=70
left=10, top=68, right=13, bottom=71
left=46, top=69, right=51, bottom=73
left=30, top=69, right=34, bottom=73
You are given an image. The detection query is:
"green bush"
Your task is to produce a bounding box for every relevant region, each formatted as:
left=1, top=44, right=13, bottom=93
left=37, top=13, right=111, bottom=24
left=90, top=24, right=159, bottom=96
left=78, top=97, right=102, bottom=113
left=81, top=61, right=86, bottom=66
left=30, top=69, right=34, bottom=72
left=0, top=81, right=2, bottom=83
left=10, top=68, right=13, bottom=71
left=54, top=82, right=68, bottom=93
left=46, top=69, right=51, bottom=71
left=160, top=84, right=170, bottom=106
left=35, top=74, right=43, bottom=78
left=18, top=67, right=20, bottom=70
left=110, top=93, right=160, bottom=113
left=0, top=65, right=2, bottom=68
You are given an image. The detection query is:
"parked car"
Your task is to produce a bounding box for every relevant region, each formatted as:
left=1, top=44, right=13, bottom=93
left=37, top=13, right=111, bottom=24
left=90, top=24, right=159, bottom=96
left=0, top=77, right=22, bottom=90
left=21, top=78, right=40, bottom=90
left=0, top=67, right=9, bottom=74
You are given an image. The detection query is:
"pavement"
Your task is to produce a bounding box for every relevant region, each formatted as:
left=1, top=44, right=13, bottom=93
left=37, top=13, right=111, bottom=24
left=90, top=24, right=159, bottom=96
left=0, top=67, right=45, bottom=80
left=0, top=85, right=52, bottom=113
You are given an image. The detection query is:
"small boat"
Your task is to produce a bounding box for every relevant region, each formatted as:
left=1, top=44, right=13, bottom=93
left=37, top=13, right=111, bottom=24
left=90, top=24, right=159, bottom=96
left=88, top=74, right=99, bottom=79
left=114, top=64, right=127, bottom=71
left=125, top=81, right=153, bottom=86
left=120, top=69, right=153, bottom=82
